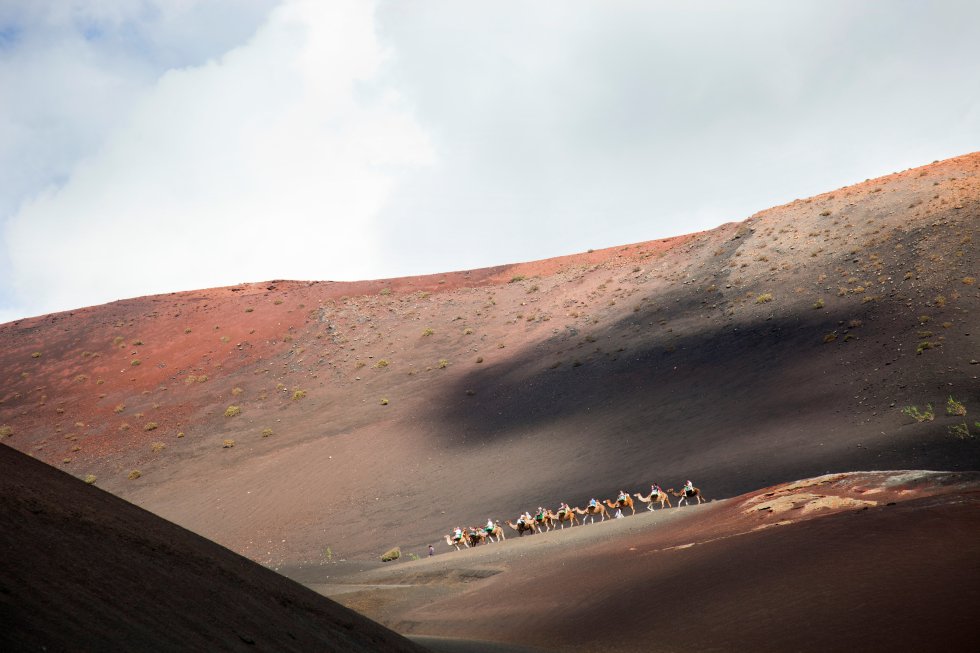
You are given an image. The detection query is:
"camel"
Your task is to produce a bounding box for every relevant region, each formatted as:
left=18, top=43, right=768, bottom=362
left=444, top=532, right=469, bottom=551
left=670, top=486, right=706, bottom=506
left=553, top=506, right=579, bottom=528
left=634, top=488, right=672, bottom=510
left=573, top=502, right=610, bottom=524
left=486, top=522, right=506, bottom=543
left=533, top=509, right=557, bottom=532
left=466, top=527, right=491, bottom=546
left=505, top=517, right=538, bottom=536
left=604, top=492, right=636, bottom=516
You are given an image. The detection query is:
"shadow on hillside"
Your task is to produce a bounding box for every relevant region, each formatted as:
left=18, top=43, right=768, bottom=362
left=433, top=286, right=977, bottom=497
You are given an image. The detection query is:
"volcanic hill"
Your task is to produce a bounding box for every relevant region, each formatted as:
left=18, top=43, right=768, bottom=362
left=0, top=152, right=977, bottom=572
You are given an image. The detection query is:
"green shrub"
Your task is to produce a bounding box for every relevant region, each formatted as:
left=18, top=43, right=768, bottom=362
left=509, top=275, right=526, bottom=283
left=946, top=397, right=967, bottom=417
left=755, top=293, right=773, bottom=303
left=128, top=470, right=141, bottom=480
left=84, top=474, right=97, bottom=484
left=379, top=397, right=389, bottom=405
left=421, top=328, right=434, bottom=336
left=31, top=351, right=41, bottom=358
left=0, top=425, right=12, bottom=439
left=438, top=359, right=449, bottom=369
left=902, top=404, right=934, bottom=423
left=261, top=428, right=273, bottom=437
left=144, top=422, right=159, bottom=431
left=222, top=439, right=235, bottom=448
left=916, top=341, right=934, bottom=355
left=224, top=405, right=241, bottom=417
left=151, top=441, right=166, bottom=452
left=292, top=389, right=307, bottom=400
left=375, top=359, right=389, bottom=368
left=130, top=359, right=141, bottom=366
left=380, top=547, right=401, bottom=562
left=948, top=422, right=971, bottom=439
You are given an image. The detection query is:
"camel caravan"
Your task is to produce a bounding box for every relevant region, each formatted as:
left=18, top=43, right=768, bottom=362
left=444, top=481, right=706, bottom=551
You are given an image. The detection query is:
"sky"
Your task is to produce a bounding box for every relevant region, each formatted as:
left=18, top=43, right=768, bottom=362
left=1, top=1, right=979, bottom=323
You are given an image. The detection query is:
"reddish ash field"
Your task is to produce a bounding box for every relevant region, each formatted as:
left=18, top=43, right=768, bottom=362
left=1, top=153, right=979, bottom=651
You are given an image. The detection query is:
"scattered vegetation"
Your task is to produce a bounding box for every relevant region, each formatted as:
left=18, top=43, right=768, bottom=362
left=84, top=474, right=97, bottom=484
left=755, top=293, right=773, bottom=303
left=475, top=356, right=484, bottom=364
left=421, top=328, right=434, bottom=336
left=463, top=327, right=474, bottom=335
left=128, top=470, right=142, bottom=480
left=244, top=307, right=254, bottom=313
left=231, top=387, right=244, bottom=396
left=902, top=404, right=935, bottom=423
left=380, top=546, right=401, bottom=562
left=823, top=332, right=837, bottom=344
left=292, top=389, right=307, bottom=400
left=438, top=359, right=449, bottom=369
left=0, top=425, right=12, bottom=439
left=224, top=405, right=241, bottom=418
left=151, top=441, right=166, bottom=452
left=375, top=359, right=389, bottom=368
left=946, top=397, right=967, bottom=417
left=963, top=276, right=976, bottom=286
left=144, top=422, right=158, bottom=431
left=948, top=422, right=971, bottom=439
left=261, top=428, right=273, bottom=437
left=509, top=275, right=526, bottom=283
left=380, top=398, right=389, bottom=405
left=812, top=298, right=824, bottom=309
left=222, top=439, right=235, bottom=448
left=113, top=404, right=125, bottom=414
left=31, top=351, right=41, bottom=358
left=916, top=341, right=934, bottom=355
left=130, top=359, right=141, bottom=366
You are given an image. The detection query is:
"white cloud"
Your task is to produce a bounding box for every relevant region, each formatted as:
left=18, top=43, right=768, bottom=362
left=1, top=0, right=432, bottom=320
left=1, top=1, right=979, bottom=323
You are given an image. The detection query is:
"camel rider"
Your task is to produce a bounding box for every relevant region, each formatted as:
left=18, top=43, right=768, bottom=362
left=589, top=497, right=597, bottom=508
left=558, top=502, right=569, bottom=515
left=684, top=480, right=694, bottom=496
left=535, top=507, right=545, bottom=521
left=617, top=490, right=627, bottom=503
left=452, top=526, right=463, bottom=542
left=485, top=518, right=494, bottom=533
left=652, top=483, right=663, bottom=496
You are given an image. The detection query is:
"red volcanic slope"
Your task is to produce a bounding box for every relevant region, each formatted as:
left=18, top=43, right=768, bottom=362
left=0, top=153, right=978, bottom=567
left=0, top=444, right=427, bottom=653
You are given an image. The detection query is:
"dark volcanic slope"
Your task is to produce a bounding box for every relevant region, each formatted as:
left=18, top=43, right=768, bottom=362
left=0, top=444, right=427, bottom=653
left=0, top=153, right=977, bottom=564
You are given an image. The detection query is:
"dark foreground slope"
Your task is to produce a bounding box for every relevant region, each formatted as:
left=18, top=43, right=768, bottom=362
left=0, top=444, right=427, bottom=653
